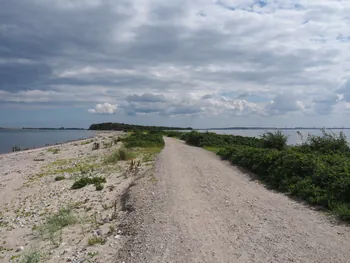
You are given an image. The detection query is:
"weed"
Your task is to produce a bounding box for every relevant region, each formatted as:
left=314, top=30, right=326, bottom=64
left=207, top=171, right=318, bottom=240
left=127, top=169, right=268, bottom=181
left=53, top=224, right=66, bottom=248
left=87, top=251, right=99, bottom=258
left=38, top=206, right=76, bottom=244
left=108, top=225, right=115, bottom=233
left=104, top=148, right=133, bottom=164
left=47, top=148, right=60, bottom=154
left=71, top=177, right=106, bottom=190
left=92, top=142, right=100, bottom=151
left=18, top=249, right=41, bottom=263
left=95, top=183, right=104, bottom=191
left=54, top=176, right=65, bottom=181
left=88, top=236, right=106, bottom=246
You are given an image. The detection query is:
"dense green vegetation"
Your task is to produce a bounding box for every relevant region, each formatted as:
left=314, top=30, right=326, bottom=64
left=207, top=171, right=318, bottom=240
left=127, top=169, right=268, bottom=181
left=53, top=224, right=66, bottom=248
left=122, top=131, right=165, bottom=148
left=89, top=122, right=192, bottom=131
left=184, top=130, right=350, bottom=221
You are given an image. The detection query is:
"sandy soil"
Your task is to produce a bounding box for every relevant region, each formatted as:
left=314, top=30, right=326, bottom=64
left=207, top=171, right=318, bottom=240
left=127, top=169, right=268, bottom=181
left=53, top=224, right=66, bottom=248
left=0, top=132, right=156, bottom=263
left=118, top=137, right=350, bottom=263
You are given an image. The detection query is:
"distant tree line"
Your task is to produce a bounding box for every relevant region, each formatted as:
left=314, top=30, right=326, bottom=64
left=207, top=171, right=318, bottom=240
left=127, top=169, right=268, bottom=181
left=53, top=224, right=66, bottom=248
left=89, top=122, right=192, bottom=131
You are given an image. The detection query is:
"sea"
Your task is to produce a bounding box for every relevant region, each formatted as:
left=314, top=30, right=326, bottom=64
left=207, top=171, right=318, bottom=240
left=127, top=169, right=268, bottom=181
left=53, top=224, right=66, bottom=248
left=0, top=129, right=95, bottom=154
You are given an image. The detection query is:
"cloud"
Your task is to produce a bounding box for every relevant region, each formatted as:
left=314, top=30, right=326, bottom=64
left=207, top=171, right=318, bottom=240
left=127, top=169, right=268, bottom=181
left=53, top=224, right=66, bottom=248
left=1, top=0, right=350, bottom=127
left=88, top=103, right=118, bottom=114
left=119, top=92, right=263, bottom=117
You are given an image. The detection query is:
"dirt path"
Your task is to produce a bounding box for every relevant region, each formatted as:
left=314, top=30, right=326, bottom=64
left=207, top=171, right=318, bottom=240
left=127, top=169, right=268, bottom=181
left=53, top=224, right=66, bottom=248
left=118, top=137, right=350, bottom=263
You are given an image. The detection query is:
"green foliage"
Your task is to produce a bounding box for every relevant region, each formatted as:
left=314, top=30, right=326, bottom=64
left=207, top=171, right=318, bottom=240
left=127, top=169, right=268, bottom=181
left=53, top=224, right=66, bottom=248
left=88, top=236, right=106, bottom=246
left=163, top=131, right=185, bottom=138
left=54, top=176, right=65, bottom=181
left=104, top=148, right=133, bottom=163
left=19, top=249, right=41, bottom=263
left=122, top=132, right=165, bottom=148
left=89, top=122, right=192, bottom=131
left=297, top=129, right=350, bottom=154
left=185, top=131, right=262, bottom=148
left=71, top=177, right=106, bottom=190
left=260, top=130, right=288, bottom=150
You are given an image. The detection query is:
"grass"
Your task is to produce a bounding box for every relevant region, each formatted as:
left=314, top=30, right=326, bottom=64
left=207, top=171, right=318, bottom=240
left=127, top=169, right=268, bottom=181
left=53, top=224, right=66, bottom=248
left=38, top=206, right=76, bottom=244
left=104, top=148, right=134, bottom=164
left=47, top=148, right=60, bottom=154
left=87, top=236, right=106, bottom=246
left=18, top=249, right=41, bottom=263
left=71, top=176, right=106, bottom=190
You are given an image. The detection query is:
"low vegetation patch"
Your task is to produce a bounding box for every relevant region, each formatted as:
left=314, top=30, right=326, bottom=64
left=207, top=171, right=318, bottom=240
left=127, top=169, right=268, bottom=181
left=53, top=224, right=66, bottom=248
left=87, top=236, right=106, bottom=246
left=38, top=206, right=76, bottom=244
left=104, top=148, right=133, bottom=164
left=54, top=176, right=65, bottom=181
left=71, top=177, right=106, bottom=190
left=18, top=249, right=42, bottom=263
left=122, top=132, right=164, bottom=148
left=47, top=148, right=60, bottom=154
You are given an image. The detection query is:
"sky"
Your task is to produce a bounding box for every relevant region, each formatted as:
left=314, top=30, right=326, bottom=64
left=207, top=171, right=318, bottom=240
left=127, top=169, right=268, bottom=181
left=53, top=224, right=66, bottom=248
left=1, top=0, right=350, bottom=128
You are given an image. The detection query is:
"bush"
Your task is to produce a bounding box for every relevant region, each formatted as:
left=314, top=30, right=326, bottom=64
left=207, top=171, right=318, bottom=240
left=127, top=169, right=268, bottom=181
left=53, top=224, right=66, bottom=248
left=71, top=177, right=106, bottom=190
left=122, top=132, right=164, bottom=148
left=297, top=129, right=350, bottom=154
left=185, top=131, right=262, bottom=148
left=88, top=236, right=106, bottom=246
left=55, top=176, right=65, bottom=181
left=260, top=131, right=288, bottom=150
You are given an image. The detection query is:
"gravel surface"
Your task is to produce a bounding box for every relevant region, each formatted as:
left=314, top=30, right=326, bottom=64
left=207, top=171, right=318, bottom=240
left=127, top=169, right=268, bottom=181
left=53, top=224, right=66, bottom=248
left=118, top=137, right=350, bottom=263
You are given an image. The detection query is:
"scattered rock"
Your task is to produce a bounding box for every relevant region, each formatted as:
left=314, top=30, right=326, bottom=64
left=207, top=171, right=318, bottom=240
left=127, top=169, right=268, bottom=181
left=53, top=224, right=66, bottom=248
left=16, top=246, right=24, bottom=252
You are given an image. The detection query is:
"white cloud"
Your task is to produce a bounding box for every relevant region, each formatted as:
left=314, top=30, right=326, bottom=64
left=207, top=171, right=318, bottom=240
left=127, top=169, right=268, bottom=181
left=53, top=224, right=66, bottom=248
left=88, top=103, right=118, bottom=114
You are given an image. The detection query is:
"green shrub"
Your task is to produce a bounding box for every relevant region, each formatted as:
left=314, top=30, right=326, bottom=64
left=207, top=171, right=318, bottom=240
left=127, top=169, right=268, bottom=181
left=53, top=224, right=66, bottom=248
left=55, top=176, right=65, bottom=181
left=122, top=132, right=164, bottom=148
left=260, top=131, right=288, bottom=150
left=95, top=183, right=104, bottom=191
left=296, top=129, right=350, bottom=154
left=185, top=131, right=262, bottom=148
left=71, top=177, right=106, bottom=190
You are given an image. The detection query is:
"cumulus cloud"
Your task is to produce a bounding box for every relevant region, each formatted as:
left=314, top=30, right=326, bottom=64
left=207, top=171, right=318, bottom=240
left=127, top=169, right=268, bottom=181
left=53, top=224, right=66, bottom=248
left=88, top=103, right=118, bottom=114
left=120, top=92, right=263, bottom=117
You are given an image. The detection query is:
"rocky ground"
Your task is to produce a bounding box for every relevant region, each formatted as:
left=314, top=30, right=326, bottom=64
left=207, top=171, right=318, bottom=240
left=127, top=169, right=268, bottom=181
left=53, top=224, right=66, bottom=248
left=0, top=132, right=157, bottom=263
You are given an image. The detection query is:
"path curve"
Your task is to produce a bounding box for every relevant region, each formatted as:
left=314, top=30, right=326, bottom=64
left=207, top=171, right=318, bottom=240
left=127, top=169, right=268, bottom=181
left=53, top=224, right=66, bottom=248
left=118, top=137, right=350, bottom=263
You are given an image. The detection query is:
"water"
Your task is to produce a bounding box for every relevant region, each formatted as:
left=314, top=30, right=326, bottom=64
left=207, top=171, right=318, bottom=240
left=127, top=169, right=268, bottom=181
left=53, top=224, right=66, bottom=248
left=0, top=129, right=95, bottom=154
left=200, top=129, right=350, bottom=145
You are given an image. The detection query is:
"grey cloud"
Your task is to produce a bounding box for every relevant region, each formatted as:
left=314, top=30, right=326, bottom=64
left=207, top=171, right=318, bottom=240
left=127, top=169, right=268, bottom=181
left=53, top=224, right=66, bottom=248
left=126, top=93, right=167, bottom=103
left=1, top=0, right=350, bottom=125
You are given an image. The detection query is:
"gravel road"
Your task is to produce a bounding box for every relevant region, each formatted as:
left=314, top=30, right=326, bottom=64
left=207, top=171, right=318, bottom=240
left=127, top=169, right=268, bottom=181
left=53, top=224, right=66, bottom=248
left=118, top=137, right=350, bottom=263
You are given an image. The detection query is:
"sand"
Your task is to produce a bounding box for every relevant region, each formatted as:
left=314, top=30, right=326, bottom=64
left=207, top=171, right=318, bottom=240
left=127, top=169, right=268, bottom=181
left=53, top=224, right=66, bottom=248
left=0, top=132, right=156, bottom=263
